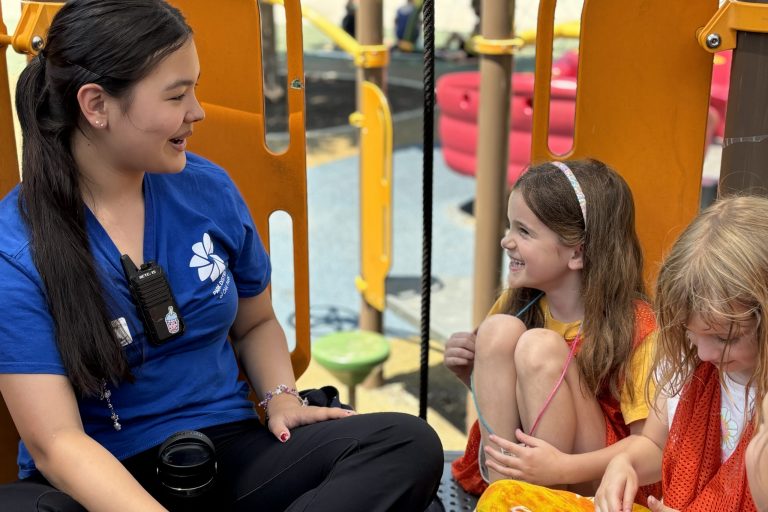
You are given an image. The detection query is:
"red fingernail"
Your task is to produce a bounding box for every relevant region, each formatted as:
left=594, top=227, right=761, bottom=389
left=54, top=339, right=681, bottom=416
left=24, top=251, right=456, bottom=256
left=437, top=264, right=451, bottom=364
left=280, top=431, right=289, bottom=443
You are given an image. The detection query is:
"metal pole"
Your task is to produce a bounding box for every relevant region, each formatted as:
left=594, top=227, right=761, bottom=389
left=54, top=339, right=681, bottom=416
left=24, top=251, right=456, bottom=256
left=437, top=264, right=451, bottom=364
left=719, top=0, right=768, bottom=195
left=472, top=0, right=515, bottom=327
left=260, top=1, right=284, bottom=103
left=358, top=0, right=386, bottom=334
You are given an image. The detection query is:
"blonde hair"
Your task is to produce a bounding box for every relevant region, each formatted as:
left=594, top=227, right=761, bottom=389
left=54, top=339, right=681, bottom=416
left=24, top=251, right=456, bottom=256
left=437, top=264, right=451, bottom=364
left=501, top=159, right=645, bottom=399
left=654, top=195, right=768, bottom=425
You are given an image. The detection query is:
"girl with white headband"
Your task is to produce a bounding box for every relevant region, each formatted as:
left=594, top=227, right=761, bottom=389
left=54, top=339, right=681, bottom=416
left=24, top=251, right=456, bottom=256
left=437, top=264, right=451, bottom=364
left=446, top=159, right=659, bottom=505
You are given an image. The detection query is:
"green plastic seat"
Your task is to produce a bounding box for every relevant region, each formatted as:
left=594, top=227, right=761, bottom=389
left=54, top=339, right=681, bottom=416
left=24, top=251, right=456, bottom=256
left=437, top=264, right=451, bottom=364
left=313, top=330, right=390, bottom=409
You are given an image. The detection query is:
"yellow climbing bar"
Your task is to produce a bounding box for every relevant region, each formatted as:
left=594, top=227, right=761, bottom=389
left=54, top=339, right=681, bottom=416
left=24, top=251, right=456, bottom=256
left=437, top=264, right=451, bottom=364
left=264, top=0, right=389, bottom=68
left=467, top=20, right=579, bottom=55
left=517, top=19, right=580, bottom=45
left=467, top=35, right=524, bottom=55
left=351, top=81, right=393, bottom=312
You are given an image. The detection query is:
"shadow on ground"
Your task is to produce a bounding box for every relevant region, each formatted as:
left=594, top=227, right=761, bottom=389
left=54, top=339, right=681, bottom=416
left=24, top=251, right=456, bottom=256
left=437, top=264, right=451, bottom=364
left=385, top=361, right=468, bottom=433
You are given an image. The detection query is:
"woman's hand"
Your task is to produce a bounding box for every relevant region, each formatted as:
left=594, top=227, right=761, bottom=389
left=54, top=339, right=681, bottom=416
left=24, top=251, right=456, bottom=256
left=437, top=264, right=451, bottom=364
left=482, top=430, right=567, bottom=486
left=646, top=496, right=679, bottom=512
left=265, top=394, right=355, bottom=442
left=444, top=330, right=476, bottom=387
left=594, top=453, right=639, bottom=512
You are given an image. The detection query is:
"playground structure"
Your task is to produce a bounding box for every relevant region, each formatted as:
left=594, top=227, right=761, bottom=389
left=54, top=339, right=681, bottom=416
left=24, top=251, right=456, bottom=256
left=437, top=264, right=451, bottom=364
left=1, top=1, right=768, bottom=509
left=437, top=49, right=731, bottom=185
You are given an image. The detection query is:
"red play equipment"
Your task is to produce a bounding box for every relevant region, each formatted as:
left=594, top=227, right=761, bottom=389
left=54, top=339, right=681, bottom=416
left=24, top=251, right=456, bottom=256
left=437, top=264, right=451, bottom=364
left=437, top=50, right=730, bottom=185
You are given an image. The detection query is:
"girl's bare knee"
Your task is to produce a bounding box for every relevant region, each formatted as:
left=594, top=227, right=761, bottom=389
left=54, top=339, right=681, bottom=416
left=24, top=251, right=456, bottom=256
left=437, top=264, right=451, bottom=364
left=514, top=329, right=567, bottom=376
left=475, top=314, right=527, bottom=357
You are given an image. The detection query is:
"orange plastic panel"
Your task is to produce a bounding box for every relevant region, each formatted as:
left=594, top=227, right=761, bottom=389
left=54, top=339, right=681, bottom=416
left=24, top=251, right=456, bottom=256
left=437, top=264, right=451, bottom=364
left=170, top=0, right=310, bottom=377
left=0, top=3, right=20, bottom=200
left=531, top=0, right=717, bottom=288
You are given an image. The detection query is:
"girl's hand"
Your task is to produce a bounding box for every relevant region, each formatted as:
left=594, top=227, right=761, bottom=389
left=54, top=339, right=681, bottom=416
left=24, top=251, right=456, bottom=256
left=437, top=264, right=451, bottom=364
left=594, top=454, right=639, bottom=512
left=444, top=331, right=476, bottom=387
left=266, top=394, right=355, bottom=442
left=646, top=496, right=679, bottom=512
left=483, top=430, right=566, bottom=486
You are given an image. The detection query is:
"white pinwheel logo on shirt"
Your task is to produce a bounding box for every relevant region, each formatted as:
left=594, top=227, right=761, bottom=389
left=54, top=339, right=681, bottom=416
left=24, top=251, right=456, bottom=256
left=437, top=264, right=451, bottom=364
left=189, top=233, right=226, bottom=282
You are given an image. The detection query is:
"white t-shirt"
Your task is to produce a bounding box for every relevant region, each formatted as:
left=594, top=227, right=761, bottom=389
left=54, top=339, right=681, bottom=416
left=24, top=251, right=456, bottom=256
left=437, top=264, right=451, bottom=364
left=667, top=373, right=755, bottom=461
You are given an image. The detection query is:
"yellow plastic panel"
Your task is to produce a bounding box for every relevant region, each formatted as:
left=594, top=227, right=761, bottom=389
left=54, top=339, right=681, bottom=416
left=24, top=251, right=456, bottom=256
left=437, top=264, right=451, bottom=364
left=352, top=81, right=393, bottom=312
left=531, top=0, right=717, bottom=287
left=170, top=0, right=310, bottom=377
left=0, top=3, right=19, bottom=200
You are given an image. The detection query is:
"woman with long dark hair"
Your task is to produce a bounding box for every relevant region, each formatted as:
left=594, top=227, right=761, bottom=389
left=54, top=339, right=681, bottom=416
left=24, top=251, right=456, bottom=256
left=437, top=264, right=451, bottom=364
left=0, top=1, right=442, bottom=510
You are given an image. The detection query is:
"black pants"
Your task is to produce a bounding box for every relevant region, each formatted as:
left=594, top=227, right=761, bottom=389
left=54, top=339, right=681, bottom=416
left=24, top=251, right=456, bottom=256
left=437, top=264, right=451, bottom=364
left=0, top=412, right=443, bottom=511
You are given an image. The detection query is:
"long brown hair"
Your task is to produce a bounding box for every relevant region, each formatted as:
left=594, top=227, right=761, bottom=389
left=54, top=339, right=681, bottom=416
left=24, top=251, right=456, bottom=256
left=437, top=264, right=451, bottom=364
left=654, top=195, right=768, bottom=425
left=500, top=159, right=645, bottom=399
left=16, top=0, right=192, bottom=396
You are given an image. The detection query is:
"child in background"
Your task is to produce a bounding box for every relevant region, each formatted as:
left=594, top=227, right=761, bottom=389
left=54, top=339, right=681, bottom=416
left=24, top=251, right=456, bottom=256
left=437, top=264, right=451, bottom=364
left=594, top=195, right=768, bottom=512
left=446, top=160, right=659, bottom=501
left=394, top=0, right=421, bottom=51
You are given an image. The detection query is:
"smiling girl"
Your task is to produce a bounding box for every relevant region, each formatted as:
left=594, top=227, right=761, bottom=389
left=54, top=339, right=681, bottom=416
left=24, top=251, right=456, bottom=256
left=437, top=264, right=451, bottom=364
left=446, top=159, right=660, bottom=502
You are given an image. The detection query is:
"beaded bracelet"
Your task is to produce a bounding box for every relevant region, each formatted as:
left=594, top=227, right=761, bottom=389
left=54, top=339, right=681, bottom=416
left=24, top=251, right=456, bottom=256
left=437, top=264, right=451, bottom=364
left=258, top=384, right=308, bottom=411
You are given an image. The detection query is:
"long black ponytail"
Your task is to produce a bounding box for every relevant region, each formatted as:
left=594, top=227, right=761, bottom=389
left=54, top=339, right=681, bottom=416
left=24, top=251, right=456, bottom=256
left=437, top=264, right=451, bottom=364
left=15, top=0, right=192, bottom=396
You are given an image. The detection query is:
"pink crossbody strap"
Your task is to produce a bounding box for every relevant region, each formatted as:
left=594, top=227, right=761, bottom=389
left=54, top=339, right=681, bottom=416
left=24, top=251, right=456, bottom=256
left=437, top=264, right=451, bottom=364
left=528, top=333, right=581, bottom=436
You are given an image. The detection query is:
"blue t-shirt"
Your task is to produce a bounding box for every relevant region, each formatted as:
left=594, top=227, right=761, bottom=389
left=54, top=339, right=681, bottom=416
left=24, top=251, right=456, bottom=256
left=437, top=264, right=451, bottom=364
left=0, top=153, right=270, bottom=478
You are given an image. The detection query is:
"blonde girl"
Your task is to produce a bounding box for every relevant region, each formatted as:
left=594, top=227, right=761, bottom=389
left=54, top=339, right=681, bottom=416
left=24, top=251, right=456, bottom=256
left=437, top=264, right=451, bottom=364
left=595, top=195, right=768, bottom=512
left=447, top=159, right=659, bottom=500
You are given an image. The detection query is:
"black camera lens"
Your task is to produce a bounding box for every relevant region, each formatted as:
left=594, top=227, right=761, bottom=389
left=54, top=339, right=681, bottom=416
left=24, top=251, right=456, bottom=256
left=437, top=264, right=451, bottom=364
left=157, top=431, right=216, bottom=497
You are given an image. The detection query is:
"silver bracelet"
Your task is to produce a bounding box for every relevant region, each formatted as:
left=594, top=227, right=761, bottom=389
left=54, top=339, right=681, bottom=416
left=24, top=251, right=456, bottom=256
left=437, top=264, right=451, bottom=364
left=258, top=384, right=308, bottom=411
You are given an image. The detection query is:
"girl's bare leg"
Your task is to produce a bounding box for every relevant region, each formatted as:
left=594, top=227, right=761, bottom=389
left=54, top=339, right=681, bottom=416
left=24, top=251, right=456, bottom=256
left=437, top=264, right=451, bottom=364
left=472, top=314, right=528, bottom=482
left=514, top=328, right=606, bottom=493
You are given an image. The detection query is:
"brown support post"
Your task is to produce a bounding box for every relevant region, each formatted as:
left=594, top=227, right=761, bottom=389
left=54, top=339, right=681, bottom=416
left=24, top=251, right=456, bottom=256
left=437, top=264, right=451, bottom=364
left=259, top=1, right=284, bottom=103
left=719, top=0, right=768, bottom=195
left=467, top=0, right=515, bottom=431
left=357, top=0, right=385, bottom=335
left=472, top=0, right=514, bottom=327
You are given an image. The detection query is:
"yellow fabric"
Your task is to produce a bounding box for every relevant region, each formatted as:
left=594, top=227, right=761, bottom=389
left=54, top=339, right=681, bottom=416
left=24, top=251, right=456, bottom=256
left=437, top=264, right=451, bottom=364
left=622, top=331, right=655, bottom=424
left=487, top=291, right=509, bottom=316
left=476, top=480, right=651, bottom=512
left=485, top=291, right=654, bottom=424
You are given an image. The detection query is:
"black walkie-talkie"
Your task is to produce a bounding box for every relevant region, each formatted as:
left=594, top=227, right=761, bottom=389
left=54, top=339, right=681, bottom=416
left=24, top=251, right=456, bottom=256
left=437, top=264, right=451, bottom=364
left=121, top=255, right=184, bottom=346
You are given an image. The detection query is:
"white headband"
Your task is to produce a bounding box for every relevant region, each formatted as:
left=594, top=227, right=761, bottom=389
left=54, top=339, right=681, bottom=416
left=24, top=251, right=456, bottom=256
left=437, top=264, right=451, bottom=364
left=551, top=161, right=587, bottom=227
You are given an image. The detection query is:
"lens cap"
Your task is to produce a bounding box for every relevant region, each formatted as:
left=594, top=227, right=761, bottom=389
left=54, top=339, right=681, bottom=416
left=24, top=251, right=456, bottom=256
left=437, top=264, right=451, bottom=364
left=157, top=430, right=217, bottom=497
